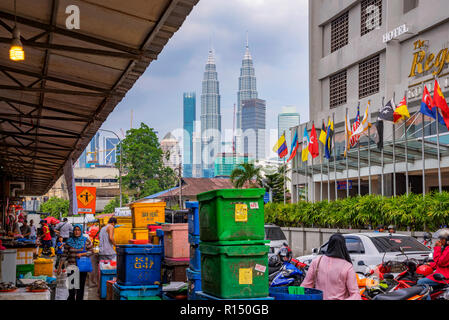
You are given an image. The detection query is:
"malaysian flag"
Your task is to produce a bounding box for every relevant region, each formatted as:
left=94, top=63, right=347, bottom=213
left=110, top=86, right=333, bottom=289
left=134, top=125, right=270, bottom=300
left=350, top=106, right=361, bottom=147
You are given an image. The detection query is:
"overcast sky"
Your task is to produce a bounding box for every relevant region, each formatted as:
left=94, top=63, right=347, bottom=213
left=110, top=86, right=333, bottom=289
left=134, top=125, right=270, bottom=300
left=100, top=0, right=309, bottom=153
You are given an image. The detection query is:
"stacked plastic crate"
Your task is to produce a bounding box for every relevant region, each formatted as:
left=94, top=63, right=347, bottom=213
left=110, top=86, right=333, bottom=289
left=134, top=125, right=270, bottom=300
left=186, top=201, right=201, bottom=300
left=196, top=189, right=273, bottom=300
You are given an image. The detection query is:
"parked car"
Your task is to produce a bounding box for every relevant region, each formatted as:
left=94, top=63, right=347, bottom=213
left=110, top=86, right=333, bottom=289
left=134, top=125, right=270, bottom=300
left=296, top=233, right=432, bottom=274
left=265, top=224, right=287, bottom=258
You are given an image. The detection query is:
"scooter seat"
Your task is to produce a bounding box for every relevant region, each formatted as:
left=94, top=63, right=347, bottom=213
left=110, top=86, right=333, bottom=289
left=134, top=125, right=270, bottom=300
left=373, top=285, right=428, bottom=300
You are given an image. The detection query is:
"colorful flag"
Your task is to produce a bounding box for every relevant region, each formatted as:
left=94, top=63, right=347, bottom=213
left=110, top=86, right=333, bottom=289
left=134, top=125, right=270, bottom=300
left=420, top=85, right=445, bottom=126
left=273, top=134, right=289, bottom=159
left=324, top=119, right=334, bottom=160
left=302, top=126, right=310, bottom=162
left=319, top=121, right=327, bottom=145
left=344, top=112, right=352, bottom=157
left=350, top=105, right=361, bottom=147
left=432, top=79, right=449, bottom=131
left=308, top=124, right=319, bottom=159
left=393, top=96, right=410, bottom=123
left=378, top=99, right=395, bottom=122
left=287, top=130, right=299, bottom=163
left=351, top=101, right=372, bottom=138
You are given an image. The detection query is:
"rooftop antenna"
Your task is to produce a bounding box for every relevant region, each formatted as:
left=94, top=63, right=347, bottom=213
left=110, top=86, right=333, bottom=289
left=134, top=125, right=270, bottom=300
left=246, top=30, right=249, bottom=48
left=233, top=103, right=236, bottom=154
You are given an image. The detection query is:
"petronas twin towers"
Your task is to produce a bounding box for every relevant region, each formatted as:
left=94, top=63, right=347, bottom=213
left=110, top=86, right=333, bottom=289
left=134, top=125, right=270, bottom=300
left=200, top=40, right=260, bottom=178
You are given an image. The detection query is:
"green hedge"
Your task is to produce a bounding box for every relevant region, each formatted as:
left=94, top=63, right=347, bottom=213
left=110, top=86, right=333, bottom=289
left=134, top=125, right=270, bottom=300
left=264, top=192, right=449, bottom=231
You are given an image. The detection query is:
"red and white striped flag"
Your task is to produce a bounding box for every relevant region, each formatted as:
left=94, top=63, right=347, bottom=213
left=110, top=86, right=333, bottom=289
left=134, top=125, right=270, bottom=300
left=350, top=106, right=361, bottom=147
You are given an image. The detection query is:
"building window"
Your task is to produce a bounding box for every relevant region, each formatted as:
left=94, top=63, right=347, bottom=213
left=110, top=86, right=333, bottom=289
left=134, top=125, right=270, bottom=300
left=330, top=70, right=347, bottom=108
left=361, top=0, right=382, bottom=36
left=359, top=55, right=380, bottom=99
left=403, top=0, right=418, bottom=13
left=331, top=11, right=349, bottom=53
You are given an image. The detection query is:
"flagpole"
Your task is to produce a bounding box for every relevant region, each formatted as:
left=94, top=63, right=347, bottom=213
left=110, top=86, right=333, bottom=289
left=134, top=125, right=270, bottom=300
left=393, top=92, right=397, bottom=197
left=404, top=91, right=409, bottom=196
left=434, top=77, right=443, bottom=194
left=283, top=130, right=287, bottom=205
left=422, top=103, right=426, bottom=200
left=320, top=119, right=324, bottom=202
left=368, top=100, right=372, bottom=196
left=357, top=102, right=361, bottom=197
left=327, top=118, right=331, bottom=202
left=381, top=97, right=385, bottom=197
left=311, top=122, right=314, bottom=203
left=304, top=124, right=308, bottom=203
left=346, top=108, right=349, bottom=198
left=333, top=113, right=337, bottom=201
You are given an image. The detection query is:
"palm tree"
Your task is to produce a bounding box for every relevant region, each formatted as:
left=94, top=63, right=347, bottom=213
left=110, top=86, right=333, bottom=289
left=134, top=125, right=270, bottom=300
left=230, top=163, right=262, bottom=189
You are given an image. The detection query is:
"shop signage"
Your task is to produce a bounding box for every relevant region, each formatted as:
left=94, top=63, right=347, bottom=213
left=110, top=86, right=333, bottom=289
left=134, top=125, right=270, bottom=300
left=409, top=39, right=449, bottom=78
left=383, top=24, right=409, bottom=43
left=337, top=181, right=352, bottom=190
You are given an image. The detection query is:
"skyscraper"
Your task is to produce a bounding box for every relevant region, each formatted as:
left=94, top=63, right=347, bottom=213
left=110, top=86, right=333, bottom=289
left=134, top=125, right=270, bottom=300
left=104, top=137, right=119, bottom=166
left=236, top=38, right=258, bottom=153
left=201, top=49, right=221, bottom=178
left=183, top=92, right=196, bottom=178
left=278, top=106, right=300, bottom=156
left=242, top=98, right=266, bottom=161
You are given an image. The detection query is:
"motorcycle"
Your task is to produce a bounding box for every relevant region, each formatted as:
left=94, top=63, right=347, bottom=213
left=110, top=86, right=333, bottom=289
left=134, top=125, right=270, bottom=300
left=268, top=243, right=307, bottom=287
left=430, top=273, right=449, bottom=300
left=372, top=284, right=431, bottom=300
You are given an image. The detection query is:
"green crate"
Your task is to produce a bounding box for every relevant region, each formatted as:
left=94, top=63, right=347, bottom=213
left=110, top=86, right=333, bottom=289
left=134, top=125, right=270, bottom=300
left=197, top=188, right=266, bottom=242
left=199, top=241, right=269, bottom=299
left=16, top=264, right=34, bottom=277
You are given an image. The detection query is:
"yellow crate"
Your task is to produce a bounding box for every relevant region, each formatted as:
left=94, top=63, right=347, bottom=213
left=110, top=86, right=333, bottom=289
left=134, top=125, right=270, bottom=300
left=114, top=226, right=133, bottom=245
left=34, top=258, right=53, bottom=277
left=130, top=202, right=166, bottom=228
left=131, top=227, right=149, bottom=241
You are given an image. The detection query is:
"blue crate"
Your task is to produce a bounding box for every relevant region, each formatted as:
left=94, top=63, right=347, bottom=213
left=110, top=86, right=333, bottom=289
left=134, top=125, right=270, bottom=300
left=116, top=244, right=162, bottom=286
left=188, top=234, right=200, bottom=245
left=186, top=201, right=199, bottom=236
left=189, top=242, right=201, bottom=272
left=113, top=283, right=161, bottom=300
left=186, top=268, right=202, bottom=300
left=100, top=269, right=116, bottom=299
left=196, top=291, right=274, bottom=300
left=268, top=287, right=323, bottom=300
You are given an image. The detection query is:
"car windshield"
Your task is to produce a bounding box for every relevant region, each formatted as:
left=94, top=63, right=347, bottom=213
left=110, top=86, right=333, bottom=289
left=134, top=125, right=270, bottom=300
left=265, top=226, right=287, bottom=241
left=370, top=236, right=431, bottom=253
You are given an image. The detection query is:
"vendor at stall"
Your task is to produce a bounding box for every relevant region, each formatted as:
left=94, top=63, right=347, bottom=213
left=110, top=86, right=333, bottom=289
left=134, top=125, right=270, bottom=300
left=20, top=220, right=31, bottom=239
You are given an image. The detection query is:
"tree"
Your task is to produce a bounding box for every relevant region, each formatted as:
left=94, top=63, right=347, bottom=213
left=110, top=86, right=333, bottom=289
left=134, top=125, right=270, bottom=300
left=103, top=194, right=130, bottom=213
left=39, top=197, right=69, bottom=218
left=230, top=163, right=262, bottom=189
left=263, top=165, right=290, bottom=203
left=117, top=123, right=178, bottom=199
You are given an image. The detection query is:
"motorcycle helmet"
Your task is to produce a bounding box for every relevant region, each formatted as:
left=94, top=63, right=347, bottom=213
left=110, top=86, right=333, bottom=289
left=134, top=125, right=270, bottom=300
left=424, top=232, right=432, bottom=241
left=416, top=265, right=433, bottom=277
left=437, top=229, right=449, bottom=241
left=387, top=225, right=396, bottom=232
left=278, top=247, right=292, bottom=263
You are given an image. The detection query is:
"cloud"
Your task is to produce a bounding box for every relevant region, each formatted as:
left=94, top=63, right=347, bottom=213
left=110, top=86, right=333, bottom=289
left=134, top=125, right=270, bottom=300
left=101, top=0, right=309, bottom=151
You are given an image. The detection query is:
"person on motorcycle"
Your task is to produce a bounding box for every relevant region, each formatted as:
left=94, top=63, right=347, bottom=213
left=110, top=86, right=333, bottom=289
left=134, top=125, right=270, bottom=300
left=423, top=232, right=433, bottom=248
left=301, top=233, right=361, bottom=300
left=278, top=246, right=292, bottom=263
left=417, top=229, right=449, bottom=289
left=387, top=225, right=396, bottom=234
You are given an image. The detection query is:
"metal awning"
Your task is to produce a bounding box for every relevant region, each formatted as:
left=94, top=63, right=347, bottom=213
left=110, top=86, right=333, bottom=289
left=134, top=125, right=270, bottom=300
left=0, top=0, right=199, bottom=195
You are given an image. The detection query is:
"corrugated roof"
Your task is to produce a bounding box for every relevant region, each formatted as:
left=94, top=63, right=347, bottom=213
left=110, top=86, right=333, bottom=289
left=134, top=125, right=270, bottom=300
left=0, top=0, right=199, bottom=195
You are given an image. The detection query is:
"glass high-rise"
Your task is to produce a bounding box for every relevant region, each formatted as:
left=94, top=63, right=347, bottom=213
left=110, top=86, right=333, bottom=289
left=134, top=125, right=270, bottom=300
left=242, top=98, right=266, bottom=161
left=183, top=92, right=196, bottom=178
left=236, top=40, right=258, bottom=152
left=278, top=107, right=300, bottom=156
left=201, top=49, right=221, bottom=178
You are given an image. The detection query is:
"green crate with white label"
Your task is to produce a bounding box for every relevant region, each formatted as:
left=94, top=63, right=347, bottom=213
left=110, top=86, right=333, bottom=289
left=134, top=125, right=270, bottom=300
left=197, top=189, right=266, bottom=242
left=199, top=241, right=269, bottom=299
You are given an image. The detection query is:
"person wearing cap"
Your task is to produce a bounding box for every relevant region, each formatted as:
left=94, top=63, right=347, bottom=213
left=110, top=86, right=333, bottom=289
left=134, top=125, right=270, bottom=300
left=417, top=229, right=449, bottom=291
left=387, top=225, right=396, bottom=234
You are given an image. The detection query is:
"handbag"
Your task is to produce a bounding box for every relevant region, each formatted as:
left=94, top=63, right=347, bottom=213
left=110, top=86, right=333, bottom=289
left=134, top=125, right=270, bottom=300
left=76, top=242, right=93, bottom=273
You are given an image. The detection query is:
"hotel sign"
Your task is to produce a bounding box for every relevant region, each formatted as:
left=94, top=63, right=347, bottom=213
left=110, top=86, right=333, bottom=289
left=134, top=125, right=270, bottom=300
left=409, top=39, right=449, bottom=78
left=383, top=24, right=409, bottom=43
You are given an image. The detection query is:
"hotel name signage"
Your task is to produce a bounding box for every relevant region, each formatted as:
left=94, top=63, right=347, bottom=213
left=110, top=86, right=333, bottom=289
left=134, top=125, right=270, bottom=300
left=409, top=39, right=449, bottom=78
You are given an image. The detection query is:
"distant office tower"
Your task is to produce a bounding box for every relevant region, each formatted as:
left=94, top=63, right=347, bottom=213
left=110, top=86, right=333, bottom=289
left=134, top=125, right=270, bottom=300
left=160, top=132, right=181, bottom=172
left=183, top=92, right=196, bottom=178
left=104, top=137, right=119, bottom=166
left=78, top=149, right=87, bottom=168
left=201, top=49, right=222, bottom=178
left=192, top=121, right=202, bottom=178
left=86, top=132, right=100, bottom=168
left=214, top=153, right=252, bottom=177
left=278, top=107, right=300, bottom=156
left=241, top=99, right=266, bottom=161
left=236, top=39, right=258, bottom=152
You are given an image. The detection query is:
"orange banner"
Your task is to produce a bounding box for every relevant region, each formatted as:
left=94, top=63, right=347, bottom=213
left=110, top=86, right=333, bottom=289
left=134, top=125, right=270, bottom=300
left=76, top=186, right=96, bottom=214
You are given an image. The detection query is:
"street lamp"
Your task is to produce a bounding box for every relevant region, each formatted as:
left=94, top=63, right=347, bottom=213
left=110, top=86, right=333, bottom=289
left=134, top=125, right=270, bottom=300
left=98, top=129, right=123, bottom=208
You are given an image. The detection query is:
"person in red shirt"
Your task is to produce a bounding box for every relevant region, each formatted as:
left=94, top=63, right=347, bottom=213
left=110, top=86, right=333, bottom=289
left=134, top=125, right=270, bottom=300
left=418, top=229, right=449, bottom=289
left=38, top=220, right=55, bottom=257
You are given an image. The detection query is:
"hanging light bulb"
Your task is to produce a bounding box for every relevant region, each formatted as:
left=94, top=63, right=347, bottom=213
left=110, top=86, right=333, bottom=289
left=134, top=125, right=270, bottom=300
left=9, top=26, right=24, bottom=61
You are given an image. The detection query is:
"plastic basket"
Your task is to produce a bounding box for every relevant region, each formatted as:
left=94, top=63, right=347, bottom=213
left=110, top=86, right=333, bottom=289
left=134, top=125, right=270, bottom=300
left=269, top=287, right=323, bottom=300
